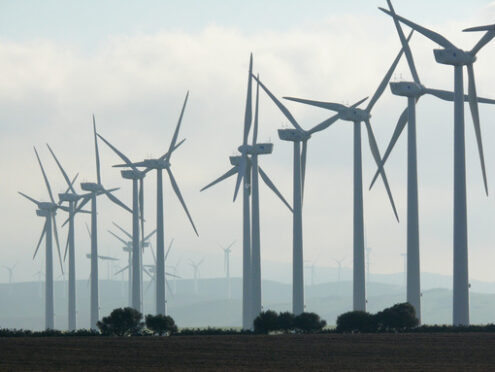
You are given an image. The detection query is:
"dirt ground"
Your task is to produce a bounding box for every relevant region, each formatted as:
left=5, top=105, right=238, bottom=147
left=1, top=333, right=495, bottom=371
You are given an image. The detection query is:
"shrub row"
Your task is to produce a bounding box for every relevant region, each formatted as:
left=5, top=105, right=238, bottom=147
left=253, top=311, right=327, bottom=334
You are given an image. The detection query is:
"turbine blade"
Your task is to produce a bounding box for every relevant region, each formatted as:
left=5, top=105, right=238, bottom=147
left=165, top=239, right=174, bottom=261
left=201, top=167, right=238, bottom=192
left=308, top=113, right=340, bottom=134
left=145, top=279, right=153, bottom=293
left=364, top=119, right=399, bottom=222
left=114, top=265, right=129, bottom=275
left=165, top=278, right=174, bottom=297
left=252, top=74, right=260, bottom=145
left=52, top=214, right=64, bottom=275
left=369, top=105, right=409, bottom=190
left=252, top=75, right=305, bottom=132
left=424, top=87, right=495, bottom=104
left=471, top=30, right=495, bottom=56
left=258, top=167, right=293, bottom=212
left=233, top=157, right=247, bottom=202
left=166, top=168, right=199, bottom=236
left=108, top=230, right=128, bottom=245
left=379, top=7, right=456, bottom=49
left=33, top=220, right=48, bottom=259
left=283, top=96, right=346, bottom=112
left=34, top=147, right=55, bottom=204
left=167, top=92, right=189, bottom=162
left=350, top=97, right=369, bottom=108
left=226, top=240, right=236, bottom=250
left=243, top=54, right=253, bottom=145
left=85, top=222, right=91, bottom=239
left=158, top=138, right=187, bottom=162
left=97, top=134, right=136, bottom=171
left=112, top=222, right=132, bottom=239
left=93, top=115, right=102, bottom=185
left=18, top=192, right=40, bottom=206
left=143, top=266, right=153, bottom=279
left=63, top=222, right=70, bottom=261
left=46, top=144, right=76, bottom=194
left=151, top=243, right=157, bottom=264
left=367, top=30, right=413, bottom=112
left=467, top=64, right=488, bottom=195
left=104, top=188, right=132, bottom=213
left=386, top=0, right=420, bottom=84
left=165, top=272, right=180, bottom=279
left=144, top=229, right=157, bottom=242
left=464, top=25, right=495, bottom=32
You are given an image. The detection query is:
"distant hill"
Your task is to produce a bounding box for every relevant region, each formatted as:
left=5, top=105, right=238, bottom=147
left=1, top=278, right=495, bottom=330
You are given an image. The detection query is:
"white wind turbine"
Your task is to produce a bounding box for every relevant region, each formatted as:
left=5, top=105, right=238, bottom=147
left=253, top=72, right=374, bottom=315
left=19, top=147, right=66, bottom=329
left=190, top=258, right=204, bottom=295
left=220, top=241, right=235, bottom=299
left=379, top=5, right=495, bottom=326
left=47, top=144, right=89, bottom=331
left=109, top=223, right=156, bottom=306
left=334, top=258, right=346, bottom=282
left=282, top=36, right=410, bottom=312
left=74, top=116, right=132, bottom=329
left=110, top=92, right=197, bottom=316
left=3, top=264, right=16, bottom=295
left=373, top=0, right=495, bottom=323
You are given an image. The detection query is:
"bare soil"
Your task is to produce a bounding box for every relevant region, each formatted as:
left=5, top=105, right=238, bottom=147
left=1, top=333, right=495, bottom=371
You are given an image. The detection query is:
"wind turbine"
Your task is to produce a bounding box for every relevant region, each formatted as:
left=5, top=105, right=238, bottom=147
left=110, top=223, right=156, bottom=307
left=110, top=92, right=198, bottom=316
left=47, top=144, right=88, bottom=331
left=373, top=0, right=495, bottom=323
left=379, top=5, right=495, bottom=327
left=190, top=258, right=204, bottom=295
left=19, top=147, right=65, bottom=329
left=334, top=258, right=346, bottom=282
left=74, top=116, right=132, bottom=329
left=3, top=264, right=16, bottom=295
left=220, top=241, right=235, bottom=299
left=201, top=55, right=290, bottom=328
left=253, top=64, right=386, bottom=315
left=280, top=35, right=410, bottom=312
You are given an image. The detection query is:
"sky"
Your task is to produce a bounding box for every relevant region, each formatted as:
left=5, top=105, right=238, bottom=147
left=2, top=0, right=495, bottom=284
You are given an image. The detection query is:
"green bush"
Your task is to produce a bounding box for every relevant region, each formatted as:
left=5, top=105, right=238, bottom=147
left=253, top=310, right=280, bottom=334
left=97, top=307, right=144, bottom=336
left=278, top=312, right=296, bottom=332
left=336, top=311, right=377, bottom=333
left=375, top=303, right=419, bottom=332
left=145, top=314, right=178, bottom=336
left=294, top=312, right=327, bottom=333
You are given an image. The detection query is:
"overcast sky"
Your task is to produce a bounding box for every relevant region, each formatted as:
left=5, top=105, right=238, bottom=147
left=2, top=0, right=495, bottom=284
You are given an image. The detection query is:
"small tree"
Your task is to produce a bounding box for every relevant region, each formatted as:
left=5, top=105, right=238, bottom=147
left=375, top=302, right=419, bottom=332
left=97, top=307, right=144, bottom=336
left=253, top=310, right=279, bottom=334
left=278, top=312, right=296, bottom=333
left=336, top=311, right=376, bottom=333
left=293, top=312, right=326, bottom=333
left=145, top=314, right=178, bottom=336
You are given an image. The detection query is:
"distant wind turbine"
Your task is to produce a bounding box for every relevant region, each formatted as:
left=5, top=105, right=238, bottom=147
left=220, top=241, right=235, bottom=299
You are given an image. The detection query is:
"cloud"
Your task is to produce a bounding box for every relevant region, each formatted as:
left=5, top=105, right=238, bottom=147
left=2, top=11, right=495, bottom=285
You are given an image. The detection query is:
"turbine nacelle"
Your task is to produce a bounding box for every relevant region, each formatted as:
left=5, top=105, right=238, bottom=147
left=121, top=170, right=146, bottom=180
left=390, top=81, right=424, bottom=97
left=229, top=156, right=242, bottom=166
left=141, top=158, right=171, bottom=170
left=36, top=207, right=55, bottom=217
left=80, top=182, right=103, bottom=193
left=238, top=143, right=274, bottom=155
left=278, top=129, right=310, bottom=142
left=339, top=108, right=370, bottom=122
left=434, top=48, right=476, bottom=66
left=58, top=193, right=80, bottom=203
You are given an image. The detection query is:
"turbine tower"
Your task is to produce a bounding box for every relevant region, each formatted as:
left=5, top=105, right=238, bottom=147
left=282, top=36, right=408, bottom=312
left=221, top=241, right=235, bottom=299
left=19, top=147, right=65, bottom=329
left=74, top=116, right=132, bottom=329
left=379, top=5, right=495, bottom=326
left=110, top=92, right=198, bottom=316
left=375, top=0, right=495, bottom=323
